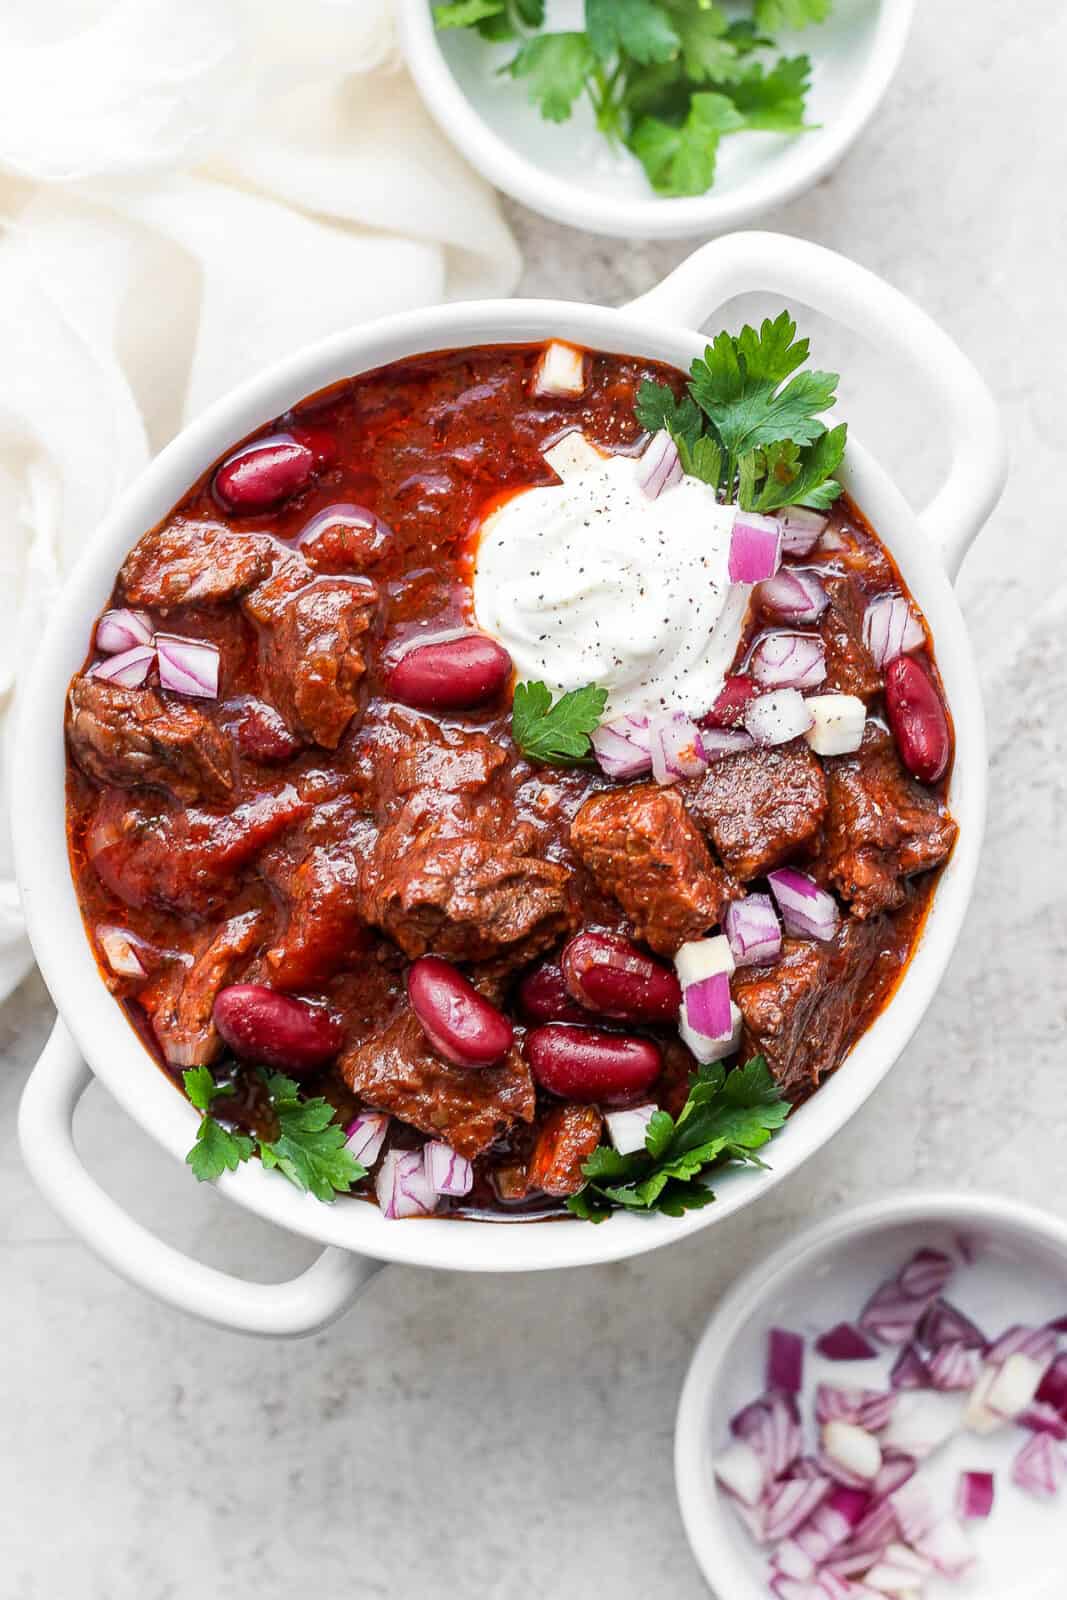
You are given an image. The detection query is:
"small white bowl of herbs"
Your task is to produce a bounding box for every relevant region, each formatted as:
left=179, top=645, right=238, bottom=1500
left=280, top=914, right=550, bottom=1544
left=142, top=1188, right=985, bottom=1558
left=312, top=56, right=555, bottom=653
left=397, top=0, right=917, bottom=238
left=675, top=1194, right=1067, bottom=1599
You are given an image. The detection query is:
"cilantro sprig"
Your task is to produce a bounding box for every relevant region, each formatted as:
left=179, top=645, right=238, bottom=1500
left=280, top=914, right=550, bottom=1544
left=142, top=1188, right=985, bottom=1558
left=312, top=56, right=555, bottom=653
left=512, top=680, right=607, bottom=766
left=635, top=311, right=847, bottom=512
left=182, top=1067, right=366, bottom=1202
left=433, top=0, right=830, bottom=198
left=567, top=1055, right=789, bottom=1222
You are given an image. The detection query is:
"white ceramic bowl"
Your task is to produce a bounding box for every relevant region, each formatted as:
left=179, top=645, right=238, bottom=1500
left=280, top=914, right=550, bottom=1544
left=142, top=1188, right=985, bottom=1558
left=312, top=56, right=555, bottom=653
left=675, top=1192, right=1067, bottom=1600
left=16, top=233, right=1006, bottom=1336
left=397, top=0, right=916, bottom=239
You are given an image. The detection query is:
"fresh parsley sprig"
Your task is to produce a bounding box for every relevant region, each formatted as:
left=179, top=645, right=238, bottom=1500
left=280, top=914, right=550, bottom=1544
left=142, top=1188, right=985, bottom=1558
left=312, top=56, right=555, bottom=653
left=512, top=680, right=607, bottom=766
left=182, top=1067, right=366, bottom=1202
left=433, top=1, right=831, bottom=198
left=635, top=310, right=847, bottom=512
left=567, top=1055, right=789, bottom=1222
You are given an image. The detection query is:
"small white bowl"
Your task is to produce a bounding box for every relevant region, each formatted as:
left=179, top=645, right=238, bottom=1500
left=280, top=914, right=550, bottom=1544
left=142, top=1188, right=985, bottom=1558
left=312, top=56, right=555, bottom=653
left=397, top=0, right=916, bottom=239
left=675, top=1192, right=1067, bottom=1599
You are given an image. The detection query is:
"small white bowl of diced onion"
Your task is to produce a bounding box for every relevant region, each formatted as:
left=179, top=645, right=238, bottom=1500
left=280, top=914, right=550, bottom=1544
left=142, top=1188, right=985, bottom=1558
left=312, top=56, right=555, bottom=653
left=674, top=1193, right=1067, bottom=1600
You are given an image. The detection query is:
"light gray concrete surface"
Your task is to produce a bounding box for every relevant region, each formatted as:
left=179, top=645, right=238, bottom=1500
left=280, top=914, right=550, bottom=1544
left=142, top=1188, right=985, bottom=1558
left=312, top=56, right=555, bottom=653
left=2, top=3, right=1065, bottom=1596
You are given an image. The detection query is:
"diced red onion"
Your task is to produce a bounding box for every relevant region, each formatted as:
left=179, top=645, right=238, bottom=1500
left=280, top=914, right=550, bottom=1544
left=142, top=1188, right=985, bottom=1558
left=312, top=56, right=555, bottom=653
left=863, top=594, right=924, bottom=668
left=882, top=1392, right=964, bottom=1459
left=768, top=869, right=840, bottom=944
left=764, top=1476, right=832, bottom=1543
left=769, top=1329, right=805, bottom=1395
left=155, top=632, right=220, bottom=699
left=533, top=340, right=587, bottom=398
left=815, top=1324, right=879, bottom=1363
left=898, top=1249, right=954, bottom=1301
left=591, top=715, right=653, bottom=779
left=860, top=1280, right=931, bottom=1348
left=786, top=1456, right=826, bottom=1482
left=928, top=1341, right=983, bottom=1392
left=714, top=1438, right=764, bottom=1507
left=863, top=1556, right=927, bottom=1594
left=605, top=1103, right=656, bottom=1156
left=815, top=1387, right=886, bottom=1427
left=736, top=1391, right=803, bottom=1482
left=729, top=510, right=783, bottom=583
left=913, top=1514, right=975, bottom=1578
left=956, top=1469, right=994, bottom=1520
left=917, top=1298, right=987, bottom=1352
left=889, top=1477, right=938, bottom=1545
left=685, top=970, right=733, bottom=1039
left=343, top=1110, right=390, bottom=1167
left=95, top=608, right=153, bottom=654
left=638, top=430, right=683, bottom=498
left=649, top=710, right=706, bottom=785
left=96, top=924, right=147, bottom=978
left=890, top=1347, right=932, bottom=1391
left=725, top=895, right=782, bottom=968
left=1035, top=1352, right=1067, bottom=1414
left=1013, top=1431, right=1066, bottom=1499
left=871, top=1454, right=916, bottom=1501
left=748, top=630, right=827, bottom=691
left=986, top=1324, right=1058, bottom=1367
left=1048, top=1314, right=1067, bottom=1333
left=776, top=505, right=829, bottom=556
left=745, top=688, right=814, bottom=747
left=820, top=1421, right=882, bottom=1484
left=756, top=567, right=829, bottom=625
left=423, top=1140, right=474, bottom=1198
left=695, top=726, right=755, bottom=763
left=1018, top=1401, right=1067, bottom=1440
left=88, top=643, right=155, bottom=688
left=986, top=1351, right=1049, bottom=1420
left=375, top=1148, right=438, bottom=1219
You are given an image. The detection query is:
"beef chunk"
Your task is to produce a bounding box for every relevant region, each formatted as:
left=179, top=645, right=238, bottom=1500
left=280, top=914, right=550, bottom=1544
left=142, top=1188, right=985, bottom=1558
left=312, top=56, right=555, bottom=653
left=354, top=709, right=508, bottom=817
left=733, top=918, right=888, bottom=1098
left=258, top=576, right=380, bottom=749
left=120, top=520, right=272, bottom=608
left=687, top=741, right=828, bottom=881
left=816, top=724, right=957, bottom=917
left=67, top=677, right=233, bottom=803
left=570, top=785, right=735, bottom=956
left=358, top=806, right=572, bottom=964
left=140, top=909, right=265, bottom=1066
left=819, top=576, right=882, bottom=700
left=526, top=1105, right=603, bottom=1197
left=301, top=515, right=392, bottom=575
left=90, top=785, right=307, bottom=915
left=340, top=1010, right=535, bottom=1159
left=264, top=797, right=377, bottom=989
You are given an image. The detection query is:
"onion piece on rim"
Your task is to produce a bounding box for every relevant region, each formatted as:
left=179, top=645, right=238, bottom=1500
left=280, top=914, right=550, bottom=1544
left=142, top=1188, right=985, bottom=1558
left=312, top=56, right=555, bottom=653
left=423, top=1140, right=474, bottom=1198
left=638, top=430, right=684, bottom=498
left=745, top=688, right=814, bottom=747
left=375, top=1149, right=438, bottom=1219
left=532, top=340, right=587, bottom=398
left=96, top=924, right=147, bottom=978
left=88, top=643, right=155, bottom=688
left=95, top=608, right=153, bottom=654
left=756, top=567, right=829, bottom=625
left=591, top=715, right=652, bottom=779
left=863, top=593, right=924, bottom=668
left=729, top=510, right=783, bottom=583
left=155, top=633, right=220, bottom=699
left=768, top=868, right=840, bottom=943
left=804, top=694, right=865, bottom=757
left=605, top=1103, right=656, bottom=1156
left=343, top=1111, right=390, bottom=1167
left=749, top=630, right=827, bottom=690
left=649, top=710, right=706, bottom=785
left=725, top=894, right=782, bottom=967
left=776, top=505, right=828, bottom=556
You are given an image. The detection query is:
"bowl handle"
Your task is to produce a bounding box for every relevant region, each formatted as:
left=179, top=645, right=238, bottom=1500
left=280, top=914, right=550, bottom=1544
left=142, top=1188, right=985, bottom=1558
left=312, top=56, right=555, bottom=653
left=19, top=1021, right=383, bottom=1337
left=623, top=232, right=1008, bottom=579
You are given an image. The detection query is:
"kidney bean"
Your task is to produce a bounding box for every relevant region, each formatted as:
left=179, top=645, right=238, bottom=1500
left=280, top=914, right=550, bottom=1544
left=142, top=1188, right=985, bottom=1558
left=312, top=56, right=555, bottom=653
left=234, top=700, right=303, bottom=764
left=525, top=1024, right=662, bottom=1104
left=213, top=435, right=317, bottom=512
left=387, top=633, right=512, bottom=711
left=517, top=962, right=588, bottom=1024
left=562, top=931, right=681, bottom=1023
left=701, top=674, right=758, bottom=729
left=884, top=654, right=951, bottom=784
left=407, top=955, right=514, bottom=1068
left=213, top=984, right=343, bottom=1074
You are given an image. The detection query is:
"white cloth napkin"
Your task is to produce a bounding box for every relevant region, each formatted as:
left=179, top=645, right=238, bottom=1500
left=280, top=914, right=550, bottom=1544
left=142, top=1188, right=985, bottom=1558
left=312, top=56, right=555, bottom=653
left=0, top=0, right=520, bottom=1001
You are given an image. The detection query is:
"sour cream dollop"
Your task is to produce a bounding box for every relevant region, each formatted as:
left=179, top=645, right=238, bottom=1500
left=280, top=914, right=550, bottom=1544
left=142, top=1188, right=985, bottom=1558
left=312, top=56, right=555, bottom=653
left=472, top=434, right=746, bottom=719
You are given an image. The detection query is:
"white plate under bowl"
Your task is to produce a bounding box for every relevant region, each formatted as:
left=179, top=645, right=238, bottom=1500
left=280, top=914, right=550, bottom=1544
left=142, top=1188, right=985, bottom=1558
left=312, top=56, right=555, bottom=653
left=675, top=1193, right=1067, bottom=1600
left=398, top=0, right=916, bottom=239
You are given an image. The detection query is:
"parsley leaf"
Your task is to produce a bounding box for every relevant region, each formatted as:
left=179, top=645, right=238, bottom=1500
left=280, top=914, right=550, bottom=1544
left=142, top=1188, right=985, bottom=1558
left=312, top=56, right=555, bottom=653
left=512, top=680, right=608, bottom=766
left=629, top=91, right=745, bottom=196
left=754, top=0, right=831, bottom=30
left=186, top=1117, right=254, bottom=1183
left=751, top=422, right=847, bottom=511
left=566, top=1055, right=788, bottom=1222
left=434, top=0, right=506, bottom=27
left=585, top=0, right=680, bottom=66
left=729, top=55, right=812, bottom=131
left=182, top=1064, right=234, bottom=1113
left=672, top=5, right=749, bottom=85
left=509, top=33, right=597, bottom=123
